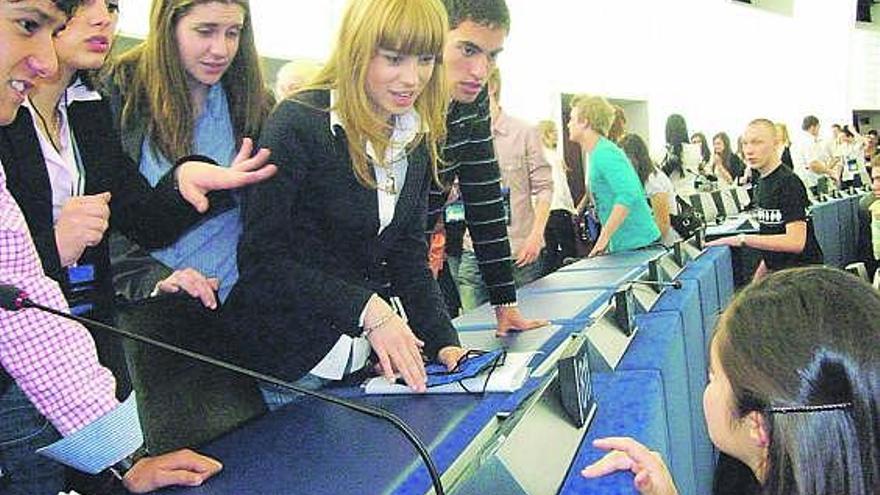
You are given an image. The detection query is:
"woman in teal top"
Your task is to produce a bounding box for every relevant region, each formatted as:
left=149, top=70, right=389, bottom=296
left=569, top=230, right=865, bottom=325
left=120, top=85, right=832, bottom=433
left=568, top=94, right=660, bottom=255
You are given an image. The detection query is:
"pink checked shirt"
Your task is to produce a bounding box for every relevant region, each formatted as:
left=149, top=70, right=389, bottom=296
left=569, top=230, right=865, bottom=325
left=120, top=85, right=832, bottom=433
left=0, top=163, right=119, bottom=436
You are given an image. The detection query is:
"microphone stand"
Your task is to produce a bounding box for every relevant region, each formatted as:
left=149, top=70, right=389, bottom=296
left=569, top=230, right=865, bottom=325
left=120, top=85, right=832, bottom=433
left=10, top=293, right=446, bottom=495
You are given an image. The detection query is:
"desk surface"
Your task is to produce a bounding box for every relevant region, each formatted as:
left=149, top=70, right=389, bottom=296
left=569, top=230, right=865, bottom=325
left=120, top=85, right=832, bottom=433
left=520, top=266, right=645, bottom=294
left=154, top=246, right=720, bottom=495
left=158, top=388, right=521, bottom=495
left=453, top=288, right=612, bottom=332
left=558, top=247, right=667, bottom=271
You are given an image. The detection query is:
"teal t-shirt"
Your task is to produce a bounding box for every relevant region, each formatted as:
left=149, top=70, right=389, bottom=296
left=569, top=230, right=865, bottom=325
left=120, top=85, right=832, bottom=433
left=588, top=137, right=660, bottom=252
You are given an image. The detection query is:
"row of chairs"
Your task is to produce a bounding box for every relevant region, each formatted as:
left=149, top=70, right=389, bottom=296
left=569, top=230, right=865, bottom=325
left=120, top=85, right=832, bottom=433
left=686, top=187, right=752, bottom=223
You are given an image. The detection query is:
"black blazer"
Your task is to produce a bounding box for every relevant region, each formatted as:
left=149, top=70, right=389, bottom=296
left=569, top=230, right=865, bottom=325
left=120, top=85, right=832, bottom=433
left=224, top=90, right=459, bottom=381
left=0, top=98, right=210, bottom=316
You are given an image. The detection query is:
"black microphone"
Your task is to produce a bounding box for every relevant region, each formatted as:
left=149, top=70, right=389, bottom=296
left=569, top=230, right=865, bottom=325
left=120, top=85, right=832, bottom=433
left=628, top=279, right=683, bottom=290
left=0, top=284, right=446, bottom=495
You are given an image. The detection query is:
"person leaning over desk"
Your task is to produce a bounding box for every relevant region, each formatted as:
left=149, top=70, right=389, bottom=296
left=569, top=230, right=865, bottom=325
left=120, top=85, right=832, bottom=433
left=0, top=1, right=220, bottom=493
left=223, top=0, right=472, bottom=409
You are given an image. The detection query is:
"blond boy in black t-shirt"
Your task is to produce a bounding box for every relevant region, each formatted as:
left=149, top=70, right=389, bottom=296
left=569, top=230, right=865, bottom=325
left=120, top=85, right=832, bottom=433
left=707, top=119, right=822, bottom=280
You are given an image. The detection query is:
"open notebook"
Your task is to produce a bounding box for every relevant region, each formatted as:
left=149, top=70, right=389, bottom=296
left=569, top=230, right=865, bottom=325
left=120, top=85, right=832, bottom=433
left=363, top=352, right=534, bottom=394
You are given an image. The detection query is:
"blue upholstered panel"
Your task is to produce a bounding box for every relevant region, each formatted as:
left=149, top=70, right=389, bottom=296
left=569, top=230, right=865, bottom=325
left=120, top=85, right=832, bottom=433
left=812, top=199, right=842, bottom=267
left=838, top=197, right=855, bottom=265
left=701, top=246, right=735, bottom=307
left=158, top=389, right=504, bottom=495
left=558, top=370, right=669, bottom=495
left=652, top=280, right=714, bottom=495
left=678, top=261, right=721, bottom=342
left=617, top=312, right=696, bottom=495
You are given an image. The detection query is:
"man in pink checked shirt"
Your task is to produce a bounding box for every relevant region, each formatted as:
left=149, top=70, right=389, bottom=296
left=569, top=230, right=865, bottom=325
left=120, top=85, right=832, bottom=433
left=0, top=1, right=221, bottom=493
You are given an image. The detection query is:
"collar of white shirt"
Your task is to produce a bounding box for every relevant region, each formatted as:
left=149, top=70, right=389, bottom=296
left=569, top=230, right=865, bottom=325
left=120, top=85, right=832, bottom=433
left=327, top=90, right=425, bottom=162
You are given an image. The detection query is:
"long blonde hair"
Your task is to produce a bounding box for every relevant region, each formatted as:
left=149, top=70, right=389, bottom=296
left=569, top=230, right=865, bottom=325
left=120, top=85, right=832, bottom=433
left=108, top=0, right=270, bottom=161
left=300, top=0, right=449, bottom=189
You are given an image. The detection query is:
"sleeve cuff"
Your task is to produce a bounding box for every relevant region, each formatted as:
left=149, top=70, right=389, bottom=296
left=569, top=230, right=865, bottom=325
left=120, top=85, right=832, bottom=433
left=487, top=284, right=517, bottom=307
left=37, top=393, right=143, bottom=474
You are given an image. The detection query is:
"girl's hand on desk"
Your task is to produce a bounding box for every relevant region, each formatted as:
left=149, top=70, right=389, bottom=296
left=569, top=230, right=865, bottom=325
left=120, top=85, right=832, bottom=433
left=581, top=437, right=678, bottom=495
left=437, top=346, right=469, bottom=371
left=123, top=449, right=222, bottom=493
left=364, top=295, right=427, bottom=392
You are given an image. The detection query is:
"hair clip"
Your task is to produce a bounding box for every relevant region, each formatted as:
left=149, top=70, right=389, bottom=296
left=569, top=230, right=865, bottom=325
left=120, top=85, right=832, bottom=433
left=766, top=402, right=853, bottom=414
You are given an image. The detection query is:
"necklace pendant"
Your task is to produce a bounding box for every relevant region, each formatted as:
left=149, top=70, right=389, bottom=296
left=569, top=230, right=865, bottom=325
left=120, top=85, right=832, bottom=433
left=385, top=175, right=397, bottom=195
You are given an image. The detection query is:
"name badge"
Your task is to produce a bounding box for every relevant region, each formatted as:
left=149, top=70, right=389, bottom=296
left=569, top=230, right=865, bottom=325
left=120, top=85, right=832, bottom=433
left=66, top=264, right=97, bottom=316
left=501, top=186, right=512, bottom=225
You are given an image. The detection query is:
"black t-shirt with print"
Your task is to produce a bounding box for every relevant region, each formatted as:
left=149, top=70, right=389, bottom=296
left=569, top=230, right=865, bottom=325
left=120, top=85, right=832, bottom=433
left=755, top=165, right=823, bottom=271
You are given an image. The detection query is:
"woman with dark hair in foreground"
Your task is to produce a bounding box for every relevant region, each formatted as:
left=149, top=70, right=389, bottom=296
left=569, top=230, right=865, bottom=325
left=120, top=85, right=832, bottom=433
left=583, top=266, right=880, bottom=495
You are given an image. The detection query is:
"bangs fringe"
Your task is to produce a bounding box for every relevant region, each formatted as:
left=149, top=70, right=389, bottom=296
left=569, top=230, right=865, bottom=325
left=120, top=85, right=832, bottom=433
left=377, top=0, right=446, bottom=58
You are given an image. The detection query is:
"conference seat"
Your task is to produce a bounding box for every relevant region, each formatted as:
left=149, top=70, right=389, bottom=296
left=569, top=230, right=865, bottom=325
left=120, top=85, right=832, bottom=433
left=116, top=294, right=267, bottom=454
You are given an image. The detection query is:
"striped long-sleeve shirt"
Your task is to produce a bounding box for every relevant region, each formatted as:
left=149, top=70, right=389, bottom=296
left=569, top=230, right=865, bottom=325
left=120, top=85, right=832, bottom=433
left=427, top=87, right=516, bottom=305
left=0, top=162, right=142, bottom=473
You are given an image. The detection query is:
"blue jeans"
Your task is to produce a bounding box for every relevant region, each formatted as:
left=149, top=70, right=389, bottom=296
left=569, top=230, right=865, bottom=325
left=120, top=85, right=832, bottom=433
left=456, top=250, right=545, bottom=311
left=0, top=384, right=65, bottom=495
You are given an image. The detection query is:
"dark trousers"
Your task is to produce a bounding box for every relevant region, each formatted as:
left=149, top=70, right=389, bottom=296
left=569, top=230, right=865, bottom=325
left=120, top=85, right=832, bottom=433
left=543, top=210, right=578, bottom=273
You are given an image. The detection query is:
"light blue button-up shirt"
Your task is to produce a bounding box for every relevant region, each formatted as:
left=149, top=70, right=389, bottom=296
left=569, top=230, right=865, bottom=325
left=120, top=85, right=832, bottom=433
left=139, top=84, right=240, bottom=301
left=38, top=393, right=143, bottom=474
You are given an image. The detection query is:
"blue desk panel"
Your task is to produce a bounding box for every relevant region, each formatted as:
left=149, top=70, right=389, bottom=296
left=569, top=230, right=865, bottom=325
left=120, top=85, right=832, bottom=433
left=618, top=313, right=696, bottom=495
left=652, top=280, right=714, bottom=495
left=678, top=261, right=721, bottom=341
left=838, top=197, right=855, bottom=265
left=159, top=390, right=512, bottom=495
left=559, top=370, right=670, bottom=495
left=699, top=246, right=735, bottom=307
left=452, top=288, right=612, bottom=332
left=519, top=266, right=645, bottom=294
left=558, top=247, right=668, bottom=271
left=850, top=195, right=864, bottom=262
left=812, top=200, right=842, bottom=267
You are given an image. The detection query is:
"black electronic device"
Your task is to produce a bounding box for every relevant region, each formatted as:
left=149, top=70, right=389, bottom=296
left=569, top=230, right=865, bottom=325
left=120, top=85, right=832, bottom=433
left=557, top=333, right=598, bottom=429
left=612, top=287, right=639, bottom=337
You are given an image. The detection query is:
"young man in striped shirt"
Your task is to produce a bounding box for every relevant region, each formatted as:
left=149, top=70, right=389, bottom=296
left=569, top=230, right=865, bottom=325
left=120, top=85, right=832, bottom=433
left=431, top=0, right=546, bottom=335
left=0, top=1, right=220, bottom=492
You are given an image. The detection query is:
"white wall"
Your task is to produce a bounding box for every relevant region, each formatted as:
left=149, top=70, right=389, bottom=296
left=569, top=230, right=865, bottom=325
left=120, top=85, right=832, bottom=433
left=118, top=0, right=876, bottom=152
left=499, top=0, right=859, bottom=152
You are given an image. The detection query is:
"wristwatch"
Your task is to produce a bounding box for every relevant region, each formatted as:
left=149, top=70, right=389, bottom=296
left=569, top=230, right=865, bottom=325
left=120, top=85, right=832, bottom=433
left=109, top=445, right=149, bottom=481
left=737, top=233, right=747, bottom=247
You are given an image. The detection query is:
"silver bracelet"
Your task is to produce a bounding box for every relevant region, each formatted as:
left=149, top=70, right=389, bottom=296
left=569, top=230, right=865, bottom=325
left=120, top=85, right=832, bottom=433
left=363, top=312, right=395, bottom=338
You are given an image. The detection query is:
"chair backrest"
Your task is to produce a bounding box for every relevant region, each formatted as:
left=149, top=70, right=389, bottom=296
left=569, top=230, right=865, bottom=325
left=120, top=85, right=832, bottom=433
left=845, top=262, right=869, bottom=282
left=734, top=187, right=752, bottom=210
left=689, top=192, right=719, bottom=223
left=116, top=294, right=267, bottom=454
left=719, top=189, right=740, bottom=216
